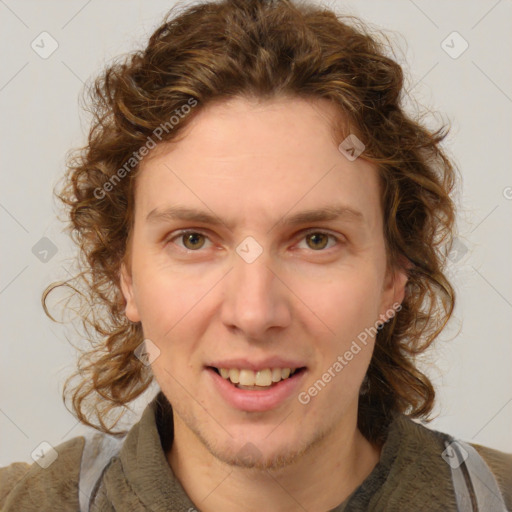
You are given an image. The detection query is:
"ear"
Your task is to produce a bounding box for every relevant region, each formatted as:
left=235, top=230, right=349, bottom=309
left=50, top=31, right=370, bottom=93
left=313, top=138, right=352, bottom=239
left=120, top=261, right=141, bottom=323
left=379, top=259, right=409, bottom=318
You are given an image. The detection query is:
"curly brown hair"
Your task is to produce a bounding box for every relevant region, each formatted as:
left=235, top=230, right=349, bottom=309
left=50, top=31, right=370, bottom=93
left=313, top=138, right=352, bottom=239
left=43, top=0, right=456, bottom=442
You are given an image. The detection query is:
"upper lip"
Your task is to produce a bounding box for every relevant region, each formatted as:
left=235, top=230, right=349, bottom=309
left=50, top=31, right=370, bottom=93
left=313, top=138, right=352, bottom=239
left=207, top=358, right=307, bottom=371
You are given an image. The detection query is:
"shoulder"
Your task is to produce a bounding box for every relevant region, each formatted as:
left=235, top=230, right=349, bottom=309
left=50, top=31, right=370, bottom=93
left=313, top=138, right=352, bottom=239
left=381, top=415, right=511, bottom=510
left=403, top=416, right=511, bottom=510
left=0, top=436, right=85, bottom=511
left=469, top=441, right=512, bottom=511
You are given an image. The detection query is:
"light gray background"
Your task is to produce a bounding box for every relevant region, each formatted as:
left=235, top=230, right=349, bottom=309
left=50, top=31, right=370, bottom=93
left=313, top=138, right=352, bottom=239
left=1, top=0, right=511, bottom=466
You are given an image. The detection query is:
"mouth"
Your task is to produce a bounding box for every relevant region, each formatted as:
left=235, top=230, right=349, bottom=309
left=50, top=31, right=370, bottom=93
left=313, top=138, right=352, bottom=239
left=205, top=359, right=308, bottom=412
left=208, top=366, right=307, bottom=390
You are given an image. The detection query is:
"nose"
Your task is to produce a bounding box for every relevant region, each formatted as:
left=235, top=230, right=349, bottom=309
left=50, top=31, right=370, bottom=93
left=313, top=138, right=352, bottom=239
left=220, top=249, right=291, bottom=340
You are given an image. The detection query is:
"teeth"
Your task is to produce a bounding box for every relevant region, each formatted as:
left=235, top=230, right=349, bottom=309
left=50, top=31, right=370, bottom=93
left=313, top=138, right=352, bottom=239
left=228, top=368, right=240, bottom=384
left=255, top=369, right=272, bottom=387
left=217, top=367, right=298, bottom=387
left=239, top=369, right=255, bottom=386
left=271, top=368, right=282, bottom=382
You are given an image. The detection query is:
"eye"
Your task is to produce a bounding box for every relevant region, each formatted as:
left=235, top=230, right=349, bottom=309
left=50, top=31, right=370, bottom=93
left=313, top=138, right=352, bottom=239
left=296, top=230, right=341, bottom=251
left=168, top=230, right=212, bottom=251
left=165, top=229, right=343, bottom=254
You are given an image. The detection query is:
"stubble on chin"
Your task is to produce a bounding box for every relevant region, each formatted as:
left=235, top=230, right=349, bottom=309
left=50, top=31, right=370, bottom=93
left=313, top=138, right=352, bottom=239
left=173, top=406, right=337, bottom=472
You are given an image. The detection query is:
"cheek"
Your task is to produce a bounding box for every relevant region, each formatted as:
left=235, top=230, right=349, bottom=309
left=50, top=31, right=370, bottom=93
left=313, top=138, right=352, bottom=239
left=131, top=265, right=206, bottom=350
left=302, top=275, right=381, bottom=405
left=297, top=268, right=384, bottom=337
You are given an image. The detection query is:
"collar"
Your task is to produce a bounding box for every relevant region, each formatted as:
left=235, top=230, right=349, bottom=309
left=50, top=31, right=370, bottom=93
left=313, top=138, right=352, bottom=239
left=99, top=391, right=456, bottom=511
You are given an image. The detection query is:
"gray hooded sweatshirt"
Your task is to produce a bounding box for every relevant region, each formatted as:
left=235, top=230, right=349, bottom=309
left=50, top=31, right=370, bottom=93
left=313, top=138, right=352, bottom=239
left=1, top=391, right=511, bottom=511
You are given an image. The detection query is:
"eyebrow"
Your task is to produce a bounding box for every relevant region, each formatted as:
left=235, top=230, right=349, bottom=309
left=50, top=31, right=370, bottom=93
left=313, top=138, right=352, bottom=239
left=145, top=204, right=364, bottom=231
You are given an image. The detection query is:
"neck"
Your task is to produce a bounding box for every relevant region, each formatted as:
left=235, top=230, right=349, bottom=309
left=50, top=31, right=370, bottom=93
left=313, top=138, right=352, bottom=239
left=167, top=413, right=382, bottom=512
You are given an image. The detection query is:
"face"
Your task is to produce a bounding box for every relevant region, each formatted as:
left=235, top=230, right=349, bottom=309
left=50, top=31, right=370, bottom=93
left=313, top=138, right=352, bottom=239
left=121, top=96, right=406, bottom=470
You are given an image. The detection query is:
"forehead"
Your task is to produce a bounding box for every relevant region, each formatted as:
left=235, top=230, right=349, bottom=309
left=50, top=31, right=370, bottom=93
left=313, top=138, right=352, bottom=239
left=134, top=96, right=382, bottom=232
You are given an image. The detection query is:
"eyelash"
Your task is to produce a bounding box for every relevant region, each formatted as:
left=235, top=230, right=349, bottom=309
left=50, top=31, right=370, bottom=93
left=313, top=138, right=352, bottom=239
left=165, top=229, right=344, bottom=253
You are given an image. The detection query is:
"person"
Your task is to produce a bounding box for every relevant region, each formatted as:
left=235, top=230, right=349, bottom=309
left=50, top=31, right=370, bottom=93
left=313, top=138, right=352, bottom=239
left=1, top=0, right=510, bottom=510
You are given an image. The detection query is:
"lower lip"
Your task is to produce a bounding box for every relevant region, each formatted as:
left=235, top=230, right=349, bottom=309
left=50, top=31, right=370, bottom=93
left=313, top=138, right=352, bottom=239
left=206, top=368, right=306, bottom=412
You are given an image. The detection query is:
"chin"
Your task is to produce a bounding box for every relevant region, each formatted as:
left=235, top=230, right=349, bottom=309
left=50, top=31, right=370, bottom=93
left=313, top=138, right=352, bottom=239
left=200, top=422, right=329, bottom=472
left=211, top=439, right=307, bottom=471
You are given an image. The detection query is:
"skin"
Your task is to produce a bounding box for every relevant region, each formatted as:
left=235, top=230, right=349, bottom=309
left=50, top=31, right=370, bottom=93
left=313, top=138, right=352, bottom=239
left=120, top=95, right=407, bottom=511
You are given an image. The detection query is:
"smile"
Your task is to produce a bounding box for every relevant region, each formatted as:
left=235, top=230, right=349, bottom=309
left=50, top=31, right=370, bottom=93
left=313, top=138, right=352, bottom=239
left=212, top=367, right=301, bottom=389
left=207, top=365, right=307, bottom=412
